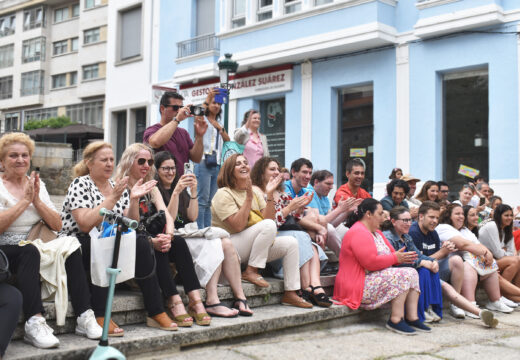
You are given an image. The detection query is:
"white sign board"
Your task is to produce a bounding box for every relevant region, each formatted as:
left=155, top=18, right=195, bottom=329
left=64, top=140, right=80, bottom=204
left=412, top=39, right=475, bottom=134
left=179, top=69, right=293, bottom=105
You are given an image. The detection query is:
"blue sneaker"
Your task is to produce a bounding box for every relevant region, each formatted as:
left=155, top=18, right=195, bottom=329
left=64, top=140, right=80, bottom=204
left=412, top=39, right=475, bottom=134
left=385, top=318, right=417, bottom=335
left=406, top=319, right=431, bottom=332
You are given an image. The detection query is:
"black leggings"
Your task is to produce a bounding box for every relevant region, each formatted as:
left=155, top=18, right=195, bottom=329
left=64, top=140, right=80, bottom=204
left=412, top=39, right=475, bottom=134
left=77, top=233, right=165, bottom=317
left=65, top=249, right=92, bottom=316
left=0, top=283, right=22, bottom=357
left=155, top=235, right=201, bottom=298
left=0, top=244, right=44, bottom=318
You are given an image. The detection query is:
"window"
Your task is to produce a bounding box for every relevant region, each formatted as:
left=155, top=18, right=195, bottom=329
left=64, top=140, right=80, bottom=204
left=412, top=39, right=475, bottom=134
left=21, top=70, right=44, bottom=96
left=0, top=76, right=13, bottom=99
left=119, top=6, right=142, bottom=60
left=135, top=108, right=146, bottom=142
left=22, top=37, right=46, bottom=63
left=84, top=27, right=100, bottom=44
left=52, top=73, right=67, bottom=89
left=53, top=39, right=68, bottom=55
left=257, top=0, right=273, bottom=21
left=315, top=0, right=333, bottom=5
left=54, top=7, right=69, bottom=23
left=24, top=7, right=45, bottom=30
left=25, top=107, right=58, bottom=121
left=66, top=101, right=104, bottom=127
left=83, top=64, right=99, bottom=80
left=85, top=0, right=102, bottom=9
left=0, top=14, right=16, bottom=37
left=284, top=0, right=302, bottom=14
left=0, top=44, right=14, bottom=68
left=70, top=71, right=78, bottom=85
left=71, top=37, right=79, bottom=51
left=4, top=113, right=19, bottom=131
left=232, top=0, right=246, bottom=28
left=72, top=4, right=80, bottom=17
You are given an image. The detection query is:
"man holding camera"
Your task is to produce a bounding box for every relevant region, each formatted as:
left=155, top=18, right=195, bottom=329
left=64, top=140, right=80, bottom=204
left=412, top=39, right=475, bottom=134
left=144, top=91, right=208, bottom=176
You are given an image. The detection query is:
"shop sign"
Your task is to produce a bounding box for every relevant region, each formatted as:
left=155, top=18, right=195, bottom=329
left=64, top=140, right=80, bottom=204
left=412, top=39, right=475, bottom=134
left=180, top=68, right=293, bottom=104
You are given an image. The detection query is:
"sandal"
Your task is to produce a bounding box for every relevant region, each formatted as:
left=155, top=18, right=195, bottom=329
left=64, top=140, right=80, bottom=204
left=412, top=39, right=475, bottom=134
left=146, top=312, right=178, bottom=331
left=188, top=299, right=211, bottom=326
left=168, top=300, right=193, bottom=327
left=96, top=317, right=124, bottom=337
left=308, top=286, right=332, bottom=308
left=233, top=298, right=253, bottom=317
left=205, top=303, right=238, bottom=318
left=241, top=272, right=269, bottom=288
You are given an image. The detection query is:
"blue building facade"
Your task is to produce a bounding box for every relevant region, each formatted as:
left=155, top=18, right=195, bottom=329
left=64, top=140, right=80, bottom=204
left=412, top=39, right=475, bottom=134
left=156, top=0, right=520, bottom=204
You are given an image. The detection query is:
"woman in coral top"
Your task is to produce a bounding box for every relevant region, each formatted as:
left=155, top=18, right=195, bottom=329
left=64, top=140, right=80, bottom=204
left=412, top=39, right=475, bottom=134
left=333, top=198, right=428, bottom=335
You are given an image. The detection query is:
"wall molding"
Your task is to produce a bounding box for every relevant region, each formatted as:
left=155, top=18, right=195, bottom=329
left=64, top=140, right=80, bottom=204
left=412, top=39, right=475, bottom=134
left=415, top=0, right=461, bottom=10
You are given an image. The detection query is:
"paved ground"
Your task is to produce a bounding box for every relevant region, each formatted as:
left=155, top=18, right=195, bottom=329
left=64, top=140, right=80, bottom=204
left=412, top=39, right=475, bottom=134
left=135, top=309, right=520, bottom=360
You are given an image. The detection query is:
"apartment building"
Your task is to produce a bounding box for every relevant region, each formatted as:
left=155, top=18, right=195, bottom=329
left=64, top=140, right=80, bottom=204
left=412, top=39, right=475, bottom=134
left=164, top=0, right=520, bottom=206
left=0, top=0, right=108, bottom=133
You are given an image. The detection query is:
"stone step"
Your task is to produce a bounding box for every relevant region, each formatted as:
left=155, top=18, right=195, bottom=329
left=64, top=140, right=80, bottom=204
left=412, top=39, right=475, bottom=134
left=13, top=275, right=336, bottom=339
left=6, top=303, right=381, bottom=360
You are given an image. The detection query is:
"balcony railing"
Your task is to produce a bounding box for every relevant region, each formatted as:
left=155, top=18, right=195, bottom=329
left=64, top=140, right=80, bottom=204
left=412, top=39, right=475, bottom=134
left=177, top=33, right=219, bottom=59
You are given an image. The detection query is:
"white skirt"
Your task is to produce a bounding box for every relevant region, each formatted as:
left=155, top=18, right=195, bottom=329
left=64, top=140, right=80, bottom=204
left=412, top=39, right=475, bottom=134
left=184, top=237, right=224, bottom=287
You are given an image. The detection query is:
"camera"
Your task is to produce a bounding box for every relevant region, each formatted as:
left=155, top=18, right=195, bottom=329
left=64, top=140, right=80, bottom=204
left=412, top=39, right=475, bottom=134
left=190, top=105, right=205, bottom=116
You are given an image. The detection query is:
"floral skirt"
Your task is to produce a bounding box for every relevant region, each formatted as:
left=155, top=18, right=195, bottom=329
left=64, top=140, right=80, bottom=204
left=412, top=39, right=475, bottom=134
left=360, top=267, right=420, bottom=310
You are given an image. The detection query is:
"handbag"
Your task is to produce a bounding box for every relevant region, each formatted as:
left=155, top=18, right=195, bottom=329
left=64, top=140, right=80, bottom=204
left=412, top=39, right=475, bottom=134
left=278, top=215, right=304, bottom=232
left=90, top=222, right=136, bottom=287
left=0, top=249, right=10, bottom=283
left=463, top=251, right=498, bottom=276
left=27, top=220, right=57, bottom=243
left=139, top=194, right=167, bottom=236
left=204, top=129, right=220, bottom=168
left=247, top=209, right=264, bottom=227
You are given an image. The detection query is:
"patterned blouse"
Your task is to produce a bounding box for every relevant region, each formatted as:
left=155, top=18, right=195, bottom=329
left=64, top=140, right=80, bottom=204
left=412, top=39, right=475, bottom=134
left=272, top=191, right=304, bottom=228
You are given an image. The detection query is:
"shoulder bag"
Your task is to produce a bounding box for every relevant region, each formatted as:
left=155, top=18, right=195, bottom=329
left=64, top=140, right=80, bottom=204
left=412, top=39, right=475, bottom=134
left=27, top=220, right=57, bottom=243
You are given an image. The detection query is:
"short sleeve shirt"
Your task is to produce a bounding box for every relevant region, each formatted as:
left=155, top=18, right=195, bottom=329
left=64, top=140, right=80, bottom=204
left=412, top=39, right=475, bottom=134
left=284, top=180, right=315, bottom=199
left=435, top=224, right=460, bottom=243
left=143, top=123, right=194, bottom=176
left=211, top=187, right=266, bottom=234
left=60, top=175, right=130, bottom=236
left=409, top=221, right=441, bottom=257
left=309, top=190, right=331, bottom=215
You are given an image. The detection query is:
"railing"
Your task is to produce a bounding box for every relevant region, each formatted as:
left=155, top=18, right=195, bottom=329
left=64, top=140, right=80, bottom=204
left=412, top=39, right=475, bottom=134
left=177, top=33, right=219, bottom=58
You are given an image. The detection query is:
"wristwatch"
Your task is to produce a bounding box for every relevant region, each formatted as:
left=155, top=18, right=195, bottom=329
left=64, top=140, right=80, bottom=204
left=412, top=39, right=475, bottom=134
left=173, top=117, right=180, bottom=125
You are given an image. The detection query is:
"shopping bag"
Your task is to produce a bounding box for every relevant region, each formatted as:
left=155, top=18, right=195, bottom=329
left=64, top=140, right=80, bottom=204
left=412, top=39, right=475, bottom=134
left=90, top=222, right=136, bottom=287
left=221, top=141, right=244, bottom=163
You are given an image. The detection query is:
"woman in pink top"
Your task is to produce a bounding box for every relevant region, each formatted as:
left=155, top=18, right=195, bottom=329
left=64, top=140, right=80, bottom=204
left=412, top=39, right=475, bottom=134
left=333, top=198, right=428, bottom=335
left=234, top=110, right=269, bottom=169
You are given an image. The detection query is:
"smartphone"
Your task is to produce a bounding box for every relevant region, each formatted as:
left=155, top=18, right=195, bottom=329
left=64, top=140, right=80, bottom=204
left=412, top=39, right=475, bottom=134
left=479, top=197, right=486, bottom=206
left=184, top=162, right=194, bottom=175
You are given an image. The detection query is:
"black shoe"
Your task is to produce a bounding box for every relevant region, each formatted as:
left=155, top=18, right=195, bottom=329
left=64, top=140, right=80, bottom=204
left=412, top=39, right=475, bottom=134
left=308, top=286, right=332, bottom=308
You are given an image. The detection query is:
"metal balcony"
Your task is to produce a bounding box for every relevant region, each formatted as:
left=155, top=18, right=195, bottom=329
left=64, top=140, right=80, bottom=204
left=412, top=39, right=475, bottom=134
left=177, top=33, right=219, bottom=59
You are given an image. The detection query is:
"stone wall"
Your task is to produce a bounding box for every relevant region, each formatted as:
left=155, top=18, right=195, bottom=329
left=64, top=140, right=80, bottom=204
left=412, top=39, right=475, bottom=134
left=31, top=142, right=73, bottom=195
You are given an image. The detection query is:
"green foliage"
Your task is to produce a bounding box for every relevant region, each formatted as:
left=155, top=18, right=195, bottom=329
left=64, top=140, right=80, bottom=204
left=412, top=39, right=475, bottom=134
left=24, top=116, right=75, bottom=130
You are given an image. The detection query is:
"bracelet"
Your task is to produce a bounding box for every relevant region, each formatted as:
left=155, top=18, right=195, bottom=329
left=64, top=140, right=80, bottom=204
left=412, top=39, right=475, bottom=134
left=190, top=195, right=198, bottom=200
left=173, top=117, right=180, bottom=124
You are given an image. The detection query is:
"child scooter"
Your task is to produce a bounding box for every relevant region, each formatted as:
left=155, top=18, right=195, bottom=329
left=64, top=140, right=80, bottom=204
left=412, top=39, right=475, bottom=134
left=89, top=208, right=138, bottom=360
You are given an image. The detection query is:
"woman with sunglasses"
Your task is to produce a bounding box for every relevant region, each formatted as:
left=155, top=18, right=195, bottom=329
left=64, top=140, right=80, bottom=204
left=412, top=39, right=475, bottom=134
left=60, top=142, right=175, bottom=336
left=234, top=109, right=269, bottom=169
left=382, top=207, right=442, bottom=323
left=195, top=92, right=230, bottom=229
left=115, top=144, right=211, bottom=327
left=155, top=151, right=248, bottom=317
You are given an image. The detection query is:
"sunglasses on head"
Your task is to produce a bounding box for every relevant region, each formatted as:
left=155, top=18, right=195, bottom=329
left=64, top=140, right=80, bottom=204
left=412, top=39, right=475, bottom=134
left=164, top=104, right=181, bottom=111
left=137, top=158, right=154, bottom=166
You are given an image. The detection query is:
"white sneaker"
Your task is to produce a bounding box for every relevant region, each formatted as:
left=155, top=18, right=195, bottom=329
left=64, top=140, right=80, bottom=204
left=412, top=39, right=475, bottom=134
left=449, top=303, right=465, bottom=319
left=465, top=302, right=480, bottom=319
left=24, top=316, right=60, bottom=349
left=427, top=307, right=442, bottom=322
left=76, top=309, right=102, bottom=340
left=500, top=296, right=518, bottom=308
left=486, top=300, right=514, bottom=313
left=423, top=310, right=433, bottom=323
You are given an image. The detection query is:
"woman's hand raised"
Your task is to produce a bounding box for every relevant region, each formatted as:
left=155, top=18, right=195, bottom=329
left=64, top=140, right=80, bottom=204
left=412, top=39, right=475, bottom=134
left=265, top=174, right=283, bottom=196
left=109, top=177, right=129, bottom=202
left=130, top=179, right=157, bottom=200
left=395, top=247, right=418, bottom=264
left=23, top=175, right=35, bottom=204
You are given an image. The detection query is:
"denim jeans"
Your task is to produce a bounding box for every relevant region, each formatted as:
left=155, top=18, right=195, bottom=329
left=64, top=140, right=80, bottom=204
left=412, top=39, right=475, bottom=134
left=195, top=161, right=220, bottom=228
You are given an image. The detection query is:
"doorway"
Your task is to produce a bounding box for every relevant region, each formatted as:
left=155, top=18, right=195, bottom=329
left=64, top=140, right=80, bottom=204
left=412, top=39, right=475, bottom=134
left=259, top=97, right=286, bottom=166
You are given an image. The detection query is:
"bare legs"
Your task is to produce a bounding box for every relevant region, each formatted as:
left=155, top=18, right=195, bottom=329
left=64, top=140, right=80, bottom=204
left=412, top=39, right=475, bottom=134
left=390, top=289, right=420, bottom=323
left=461, top=262, right=500, bottom=302
left=497, top=256, right=520, bottom=287
left=442, top=282, right=481, bottom=316
left=300, top=247, right=325, bottom=295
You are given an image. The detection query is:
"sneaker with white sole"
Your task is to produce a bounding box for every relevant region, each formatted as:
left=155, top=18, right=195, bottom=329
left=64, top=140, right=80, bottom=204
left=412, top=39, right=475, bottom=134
left=465, top=301, right=480, bottom=319
left=500, top=296, right=518, bottom=308
left=479, top=309, right=498, bottom=328
left=423, top=310, right=433, bottom=323
left=427, top=307, right=442, bottom=322
left=76, top=309, right=102, bottom=340
left=24, top=316, right=60, bottom=349
left=486, top=300, right=514, bottom=313
left=449, top=303, right=465, bottom=319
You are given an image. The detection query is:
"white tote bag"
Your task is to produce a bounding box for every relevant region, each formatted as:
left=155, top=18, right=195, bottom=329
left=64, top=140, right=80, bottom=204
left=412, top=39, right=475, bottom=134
left=90, top=226, right=136, bottom=287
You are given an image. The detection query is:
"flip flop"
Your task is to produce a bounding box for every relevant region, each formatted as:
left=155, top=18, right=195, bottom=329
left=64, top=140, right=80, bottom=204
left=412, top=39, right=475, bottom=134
left=233, top=298, right=253, bottom=317
left=204, top=303, right=238, bottom=318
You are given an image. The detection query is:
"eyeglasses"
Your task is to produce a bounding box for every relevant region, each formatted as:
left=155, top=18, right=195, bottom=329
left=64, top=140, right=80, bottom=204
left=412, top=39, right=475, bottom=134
left=137, top=158, right=154, bottom=166
left=164, top=104, right=181, bottom=111
left=397, top=218, right=413, bottom=224
left=160, top=166, right=176, bottom=173
left=440, top=190, right=449, bottom=193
